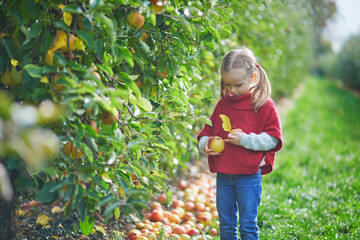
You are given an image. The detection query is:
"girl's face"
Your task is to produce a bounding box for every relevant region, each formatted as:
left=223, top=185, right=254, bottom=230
left=222, top=69, right=256, bottom=97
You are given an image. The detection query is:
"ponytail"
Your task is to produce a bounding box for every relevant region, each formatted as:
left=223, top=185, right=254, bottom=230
left=251, top=65, right=271, bottom=111
left=220, top=78, right=226, bottom=98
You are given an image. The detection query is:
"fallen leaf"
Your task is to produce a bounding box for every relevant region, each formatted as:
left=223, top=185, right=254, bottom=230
left=51, top=206, right=62, bottom=214
left=29, top=200, right=42, bottom=207
left=94, top=225, right=107, bottom=236
left=219, top=114, right=232, bottom=132
left=36, top=215, right=50, bottom=226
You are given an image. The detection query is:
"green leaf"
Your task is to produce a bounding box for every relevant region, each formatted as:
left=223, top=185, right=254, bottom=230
left=137, top=40, right=151, bottom=57
left=103, top=201, right=121, bottom=219
left=118, top=73, right=141, bottom=97
left=63, top=4, right=83, bottom=14
left=119, top=47, right=133, bottom=67
left=41, top=65, right=57, bottom=74
left=97, top=194, right=116, bottom=208
left=1, top=37, right=15, bottom=59
left=179, top=18, right=193, bottom=35
left=149, top=13, right=156, bottom=26
left=73, top=184, right=85, bottom=206
left=221, top=25, right=232, bottom=38
left=171, top=56, right=180, bottom=76
left=80, top=216, right=94, bottom=236
left=98, top=64, right=113, bottom=78
left=29, top=22, right=42, bottom=39
left=89, top=0, right=101, bottom=8
left=76, top=30, right=92, bottom=47
left=55, top=21, right=70, bottom=31
left=24, top=64, right=42, bottom=78
left=22, top=0, right=41, bottom=20
left=34, top=182, right=58, bottom=204
left=129, top=95, right=153, bottom=112
left=114, top=207, right=120, bottom=219
left=0, top=45, right=9, bottom=72
left=97, top=14, right=116, bottom=44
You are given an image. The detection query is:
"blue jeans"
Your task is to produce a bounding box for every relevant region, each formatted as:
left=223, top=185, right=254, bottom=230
left=216, top=169, right=262, bottom=240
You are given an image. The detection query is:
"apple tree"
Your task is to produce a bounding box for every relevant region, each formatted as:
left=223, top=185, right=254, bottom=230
left=0, top=0, right=236, bottom=235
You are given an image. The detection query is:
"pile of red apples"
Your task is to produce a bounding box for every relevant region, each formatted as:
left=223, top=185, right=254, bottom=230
left=127, top=172, right=219, bottom=240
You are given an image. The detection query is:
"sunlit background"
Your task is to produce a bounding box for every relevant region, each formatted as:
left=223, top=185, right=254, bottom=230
left=325, top=0, right=360, bottom=52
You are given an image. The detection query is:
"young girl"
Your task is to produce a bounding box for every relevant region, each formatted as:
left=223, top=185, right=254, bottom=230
left=197, top=48, right=283, bottom=240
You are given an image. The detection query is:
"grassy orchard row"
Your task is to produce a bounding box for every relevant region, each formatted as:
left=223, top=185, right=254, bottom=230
left=126, top=174, right=219, bottom=240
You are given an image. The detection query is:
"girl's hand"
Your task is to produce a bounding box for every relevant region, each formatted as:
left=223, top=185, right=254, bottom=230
left=204, top=137, right=221, bottom=156
left=225, top=129, right=243, bottom=146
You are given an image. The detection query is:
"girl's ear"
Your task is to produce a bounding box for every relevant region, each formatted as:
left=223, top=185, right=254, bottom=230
left=251, top=72, right=257, bottom=82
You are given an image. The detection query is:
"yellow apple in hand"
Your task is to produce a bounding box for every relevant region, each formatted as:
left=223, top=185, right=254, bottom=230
left=208, top=136, right=225, bottom=153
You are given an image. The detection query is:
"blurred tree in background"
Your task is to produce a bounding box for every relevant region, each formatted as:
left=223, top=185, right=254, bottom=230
left=0, top=0, right=338, bottom=237
left=335, top=33, right=360, bottom=90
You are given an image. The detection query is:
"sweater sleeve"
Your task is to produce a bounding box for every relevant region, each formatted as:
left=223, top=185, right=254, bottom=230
left=240, top=132, right=279, bottom=151
left=198, top=136, right=210, bottom=154
left=261, top=99, right=283, bottom=175
left=262, top=99, right=283, bottom=152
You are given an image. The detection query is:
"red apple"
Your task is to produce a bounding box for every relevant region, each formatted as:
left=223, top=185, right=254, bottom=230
left=196, top=222, right=204, bottom=230
left=140, top=229, right=149, bottom=234
left=195, top=202, right=206, bottom=212
left=163, top=224, right=173, bottom=236
left=172, top=207, right=185, bottom=218
left=127, top=229, right=142, bottom=240
left=144, top=212, right=152, bottom=220
left=197, top=212, right=213, bottom=225
left=178, top=180, right=188, bottom=190
left=186, top=228, right=200, bottom=236
left=209, top=228, right=218, bottom=236
left=157, top=194, right=167, bottom=204
left=168, top=213, right=181, bottom=224
left=172, top=199, right=185, bottom=208
left=150, top=201, right=162, bottom=209
left=172, top=225, right=187, bottom=235
left=150, top=209, right=164, bottom=222
left=153, top=221, right=164, bottom=229
left=182, top=212, right=196, bottom=222
left=184, top=201, right=195, bottom=212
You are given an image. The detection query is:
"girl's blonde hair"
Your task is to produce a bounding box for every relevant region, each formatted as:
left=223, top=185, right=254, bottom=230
left=220, top=48, right=271, bottom=111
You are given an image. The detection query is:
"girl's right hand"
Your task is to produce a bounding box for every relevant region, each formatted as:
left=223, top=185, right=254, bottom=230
left=204, top=137, right=221, bottom=156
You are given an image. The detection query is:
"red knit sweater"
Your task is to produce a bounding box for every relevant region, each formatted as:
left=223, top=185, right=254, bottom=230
left=197, top=92, right=283, bottom=175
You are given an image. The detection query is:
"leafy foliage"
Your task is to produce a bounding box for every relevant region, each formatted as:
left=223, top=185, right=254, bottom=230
left=0, top=0, right=316, bottom=235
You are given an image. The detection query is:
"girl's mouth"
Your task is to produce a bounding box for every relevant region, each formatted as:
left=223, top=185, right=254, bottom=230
left=227, top=91, right=239, bottom=97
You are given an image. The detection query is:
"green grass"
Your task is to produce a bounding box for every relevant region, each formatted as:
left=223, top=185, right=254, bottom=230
left=259, top=77, right=360, bottom=239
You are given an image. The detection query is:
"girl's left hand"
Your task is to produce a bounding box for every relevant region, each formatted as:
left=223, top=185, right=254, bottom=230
left=224, top=129, right=243, bottom=146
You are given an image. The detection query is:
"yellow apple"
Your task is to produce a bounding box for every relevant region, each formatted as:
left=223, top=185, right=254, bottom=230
left=127, top=12, right=145, bottom=30
left=208, top=136, right=225, bottom=153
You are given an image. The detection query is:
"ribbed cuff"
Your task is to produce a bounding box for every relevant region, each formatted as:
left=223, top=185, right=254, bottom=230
left=199, top=136, right=209, bottom=154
